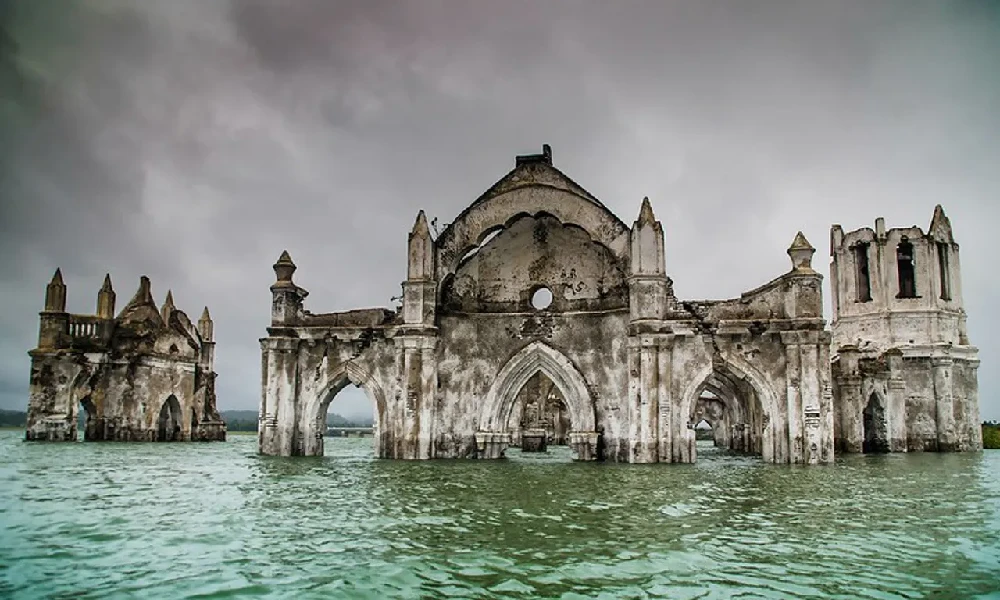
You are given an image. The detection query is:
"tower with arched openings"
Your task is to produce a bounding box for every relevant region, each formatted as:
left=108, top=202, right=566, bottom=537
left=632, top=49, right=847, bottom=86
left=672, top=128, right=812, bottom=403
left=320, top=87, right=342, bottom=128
left=830, top=206, right=981, bottom=453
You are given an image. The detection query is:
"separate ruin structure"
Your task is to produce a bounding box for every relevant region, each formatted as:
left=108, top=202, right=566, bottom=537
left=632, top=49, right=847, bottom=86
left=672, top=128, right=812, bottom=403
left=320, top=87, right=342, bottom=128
left=26, top=273, right=225, bottom=442
left=829, top=207, right=980, bottom=453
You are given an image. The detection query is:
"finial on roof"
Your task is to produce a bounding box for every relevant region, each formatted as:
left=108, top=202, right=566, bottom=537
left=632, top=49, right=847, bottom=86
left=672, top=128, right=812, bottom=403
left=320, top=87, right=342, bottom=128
left=101, top=273, right=113, bottom=291
left=200, top=306, right=211, bottom=321
left=135, top=276, right=154, bottom=304
left=44, top=268, right=67, bottom=312
left=163, top=290, right=174, bottom=308
left=51, top=268, right=64, bottom=286
left=787, top=231, right=816, bottom=272
left=273, top=250, right=297, bottom=284
left=637, top=197, right=656, bottom=226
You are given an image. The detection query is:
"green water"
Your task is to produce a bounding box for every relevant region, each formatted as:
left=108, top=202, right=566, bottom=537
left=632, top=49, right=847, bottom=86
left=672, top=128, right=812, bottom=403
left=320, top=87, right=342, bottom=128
left=1, top=431, right=998, bottom=599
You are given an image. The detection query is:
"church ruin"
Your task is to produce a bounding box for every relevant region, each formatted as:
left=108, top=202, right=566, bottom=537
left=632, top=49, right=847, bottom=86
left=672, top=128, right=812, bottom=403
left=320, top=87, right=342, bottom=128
left=25, top=273, right=225, bottom=442
left=255, top=145, right=980, bottom=463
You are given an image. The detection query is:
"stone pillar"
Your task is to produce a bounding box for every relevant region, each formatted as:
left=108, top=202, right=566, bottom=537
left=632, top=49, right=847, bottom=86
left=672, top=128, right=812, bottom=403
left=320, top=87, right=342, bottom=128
left=657, top=335, right=673, bottom=463
left=569, top=431, right=600, bottom=461
left=475, top=431, right=510, bottom=459
left=885, top=349, right=908, bottom=452
left=932, top=356, right=956, bottom=452
left=397, top=334, right=436, bottom=460
left=834, top=346, right=863, bottom=453
left=781, top=332, right=801, bottom=464
left=96, top=274, right=116, bottom=320
left=258, top=337, right=299, bottom=456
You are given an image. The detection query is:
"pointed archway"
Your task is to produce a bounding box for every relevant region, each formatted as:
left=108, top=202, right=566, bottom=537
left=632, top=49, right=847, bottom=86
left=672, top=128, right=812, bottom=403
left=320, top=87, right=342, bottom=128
left=157, top=395, right=183, bottom=442
left=301, top=360, right=388, bottom=458
left=476, top=341, right=598, bottom=461
left=863, top=393, right=888, bottom=454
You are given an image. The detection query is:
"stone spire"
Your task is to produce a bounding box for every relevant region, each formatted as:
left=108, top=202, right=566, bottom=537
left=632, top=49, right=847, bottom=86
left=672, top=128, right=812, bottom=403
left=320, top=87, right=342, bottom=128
left=161, top=290, right=175, bottom=323
left=407, top=211, right=434, bottom=281
left=637, top=196, right=656, bottom=227
left=198, top=306, right=214, bottom=342
left=44, top=268, right=67, bottom=312
left=96, top=273, right=116, bottom=319
left=273, top=250, right=297, bottom=287
left=787, top=231, right=816, bottom=272
left=929, top=204, right=952, bottom=241
left=630, top=197, right=665, bottom=276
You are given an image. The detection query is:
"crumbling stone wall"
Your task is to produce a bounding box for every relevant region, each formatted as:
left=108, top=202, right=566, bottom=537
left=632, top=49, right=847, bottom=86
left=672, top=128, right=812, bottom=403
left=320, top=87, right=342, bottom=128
left=25, top=273, right=225, bottom=442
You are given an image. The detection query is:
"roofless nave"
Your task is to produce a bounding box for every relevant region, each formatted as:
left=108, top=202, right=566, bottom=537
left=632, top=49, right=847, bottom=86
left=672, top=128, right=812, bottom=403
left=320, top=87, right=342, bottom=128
left=258, top=145, right=982, bottom=463
left=26, top=145, right=981, bottom=462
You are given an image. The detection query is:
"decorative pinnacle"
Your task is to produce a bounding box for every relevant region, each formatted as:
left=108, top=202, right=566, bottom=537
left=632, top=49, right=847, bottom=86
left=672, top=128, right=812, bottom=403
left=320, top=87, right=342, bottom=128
left=787, top=231, right=816, bottom=272
left=101, top=273, right=113, bottom=292
left=788, top=231, right=814, bottom=251
left=411, top=210, right=431, bottom=238
left=163, top=290, right=175, bottom=308
left=200, top=306, right=211, bottom=321
left=50, top=268, right=64, bottom=286
left=273, top=249, right=297, bottom=283
left=132, top=275, right=154, bottom=305
left=637, top=197, right=656, bottom=226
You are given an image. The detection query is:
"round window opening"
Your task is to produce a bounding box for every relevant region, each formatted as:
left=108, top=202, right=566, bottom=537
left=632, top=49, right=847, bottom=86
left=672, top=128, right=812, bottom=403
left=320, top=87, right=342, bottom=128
left=531, top=287, right=553, bottom=310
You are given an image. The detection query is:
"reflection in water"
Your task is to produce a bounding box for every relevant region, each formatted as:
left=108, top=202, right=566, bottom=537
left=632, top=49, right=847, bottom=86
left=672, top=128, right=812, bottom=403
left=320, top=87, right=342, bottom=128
left=1, top=431, right=999, bottom=598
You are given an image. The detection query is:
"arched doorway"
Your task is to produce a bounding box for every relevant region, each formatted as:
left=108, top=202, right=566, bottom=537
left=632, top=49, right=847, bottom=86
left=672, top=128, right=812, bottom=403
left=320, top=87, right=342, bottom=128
left=478, top=341, right=599, bottom=461
left=157, top=396, right=183, bottom=442
left=506, top=371, right=571, bottom=452
left=685, top=360, right=772, bottom=462
left=862, top=393, right=888, bottom=454
left=77, top=397, right=96, bottom=441
left=302, top=363, right=387, bottom=458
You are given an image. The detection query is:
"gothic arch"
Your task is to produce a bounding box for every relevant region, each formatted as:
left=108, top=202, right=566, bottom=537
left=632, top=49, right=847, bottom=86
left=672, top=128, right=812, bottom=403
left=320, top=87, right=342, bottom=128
left=680, top=355, right=780, bottom=463
left=302, top=360, right=388, bottom=457
left=479, top=341, right=596, bottom=433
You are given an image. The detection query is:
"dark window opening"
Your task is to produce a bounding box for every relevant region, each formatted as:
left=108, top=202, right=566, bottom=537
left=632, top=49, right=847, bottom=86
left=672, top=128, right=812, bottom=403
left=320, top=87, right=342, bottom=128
left=937, top=242, right=951, bottom=301
left=854, top=243, right=872, bottom=302
left=896, top=240, right=917, bottom=299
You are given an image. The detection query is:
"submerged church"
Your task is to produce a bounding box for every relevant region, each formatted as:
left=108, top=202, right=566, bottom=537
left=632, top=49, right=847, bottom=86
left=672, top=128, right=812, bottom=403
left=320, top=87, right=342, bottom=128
left=25, top=274, right=226, bottom=442
left=258, top=145, right=980, bottom=463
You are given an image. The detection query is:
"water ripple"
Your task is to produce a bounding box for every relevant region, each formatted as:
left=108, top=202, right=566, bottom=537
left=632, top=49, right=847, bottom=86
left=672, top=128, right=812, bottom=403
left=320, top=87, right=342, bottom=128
left=1, top=433, right=999, bottom=598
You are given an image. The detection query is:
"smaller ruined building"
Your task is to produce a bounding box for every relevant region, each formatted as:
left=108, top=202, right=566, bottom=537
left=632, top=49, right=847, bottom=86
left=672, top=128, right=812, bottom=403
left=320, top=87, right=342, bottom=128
left=830, top=206, right=980, bottom=453
left=25, top=272, right=225, bottom=442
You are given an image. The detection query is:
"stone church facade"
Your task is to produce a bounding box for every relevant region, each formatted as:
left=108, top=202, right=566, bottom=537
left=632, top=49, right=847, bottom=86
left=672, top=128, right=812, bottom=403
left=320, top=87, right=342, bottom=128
left=264, top=145, right=945, bottom=464
left=25, top=273, right=225, bottom=442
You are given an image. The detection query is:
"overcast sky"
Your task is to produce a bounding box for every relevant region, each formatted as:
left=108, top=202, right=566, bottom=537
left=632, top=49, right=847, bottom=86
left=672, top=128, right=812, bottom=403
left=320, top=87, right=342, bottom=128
left=1, top=0, right=997, bottom=422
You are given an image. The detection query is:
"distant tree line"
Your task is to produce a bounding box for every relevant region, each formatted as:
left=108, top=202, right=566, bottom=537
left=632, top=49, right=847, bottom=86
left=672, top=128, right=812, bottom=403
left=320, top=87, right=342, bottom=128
left=983, top=421, right=1000, bottom=450
left=0, top=409, right=373, bottom=432
left=221, top=410, right=373, bottom=432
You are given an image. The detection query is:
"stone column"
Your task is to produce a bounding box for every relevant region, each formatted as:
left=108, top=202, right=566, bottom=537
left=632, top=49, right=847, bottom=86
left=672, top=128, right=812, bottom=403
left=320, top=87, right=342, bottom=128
left=932, top=356, right=956, bottom=452
left=397, top=334, right=437, bottom=460
left=258, top=337, right=299, bottom=456
left=475, top=431, right=511, bottom=459
left=885, top=349, right=908, bottom=452
left=657, top=335, right=673, bottom=463
left=781, top=332, right=801, bottom=464
left=569, top=431, right=600, bottom=461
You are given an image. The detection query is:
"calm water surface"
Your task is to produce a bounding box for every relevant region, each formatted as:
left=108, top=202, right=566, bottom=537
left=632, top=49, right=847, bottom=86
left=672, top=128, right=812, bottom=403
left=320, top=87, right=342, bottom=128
left=1, top=430, right=998, bottom=599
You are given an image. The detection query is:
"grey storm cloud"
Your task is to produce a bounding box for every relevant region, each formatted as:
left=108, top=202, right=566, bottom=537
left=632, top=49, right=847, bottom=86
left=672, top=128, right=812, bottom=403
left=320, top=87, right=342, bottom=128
left=1, top=0, right=998, bottom=420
